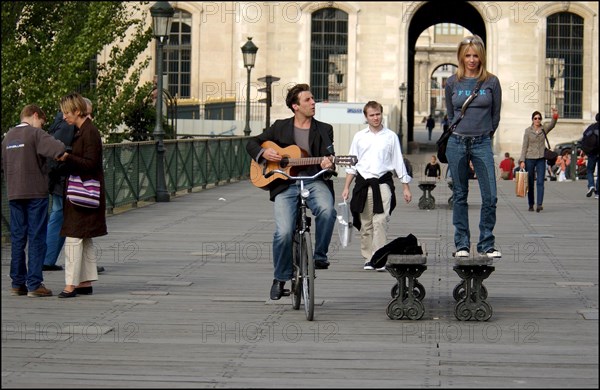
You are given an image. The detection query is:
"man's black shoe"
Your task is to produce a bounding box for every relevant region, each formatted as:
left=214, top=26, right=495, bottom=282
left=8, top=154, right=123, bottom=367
left=42, top=265, right=63, bottom=271
left=314, top=260, right=330, bottom=269
left=270, top=279, right=286, bottom=300
left=97, top=266, right=105, bottom=273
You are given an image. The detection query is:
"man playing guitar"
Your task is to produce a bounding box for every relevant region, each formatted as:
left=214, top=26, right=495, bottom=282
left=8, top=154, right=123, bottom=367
left=246, top=83, right=337, bottom=300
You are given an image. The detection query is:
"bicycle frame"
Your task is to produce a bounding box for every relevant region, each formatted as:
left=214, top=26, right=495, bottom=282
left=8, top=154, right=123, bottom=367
left=265, top=168, right=332, bottom=321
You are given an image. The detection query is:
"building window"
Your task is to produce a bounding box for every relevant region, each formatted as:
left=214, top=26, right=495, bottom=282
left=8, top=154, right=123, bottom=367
left=310, top=8, right=348, bottom=102
left=435, top=23, right=463, bottom=35
left=546, top=12, right=583, bottom=119
left=434, top=23, right=464, bottom=42
left=165, top=9, right=191, bottom=99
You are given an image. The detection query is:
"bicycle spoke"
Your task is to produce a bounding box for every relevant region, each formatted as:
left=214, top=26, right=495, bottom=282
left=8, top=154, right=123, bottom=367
left=291, top=232, right=301, bottom=310
left=302, top=232, right=315, bottom=321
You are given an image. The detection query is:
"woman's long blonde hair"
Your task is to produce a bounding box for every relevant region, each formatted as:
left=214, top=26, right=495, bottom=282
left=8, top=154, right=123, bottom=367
left=456, top=35, right=491, bottom=82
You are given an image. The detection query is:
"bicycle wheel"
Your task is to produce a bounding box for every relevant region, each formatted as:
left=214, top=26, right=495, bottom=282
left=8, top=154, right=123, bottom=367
left=301, top=232, right=315, bottom=321
left=291, top=232, right=301, bottom=310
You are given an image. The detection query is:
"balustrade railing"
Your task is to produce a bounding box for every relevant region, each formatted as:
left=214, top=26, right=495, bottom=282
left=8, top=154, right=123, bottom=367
left=1, top=137, right=252, bottom=240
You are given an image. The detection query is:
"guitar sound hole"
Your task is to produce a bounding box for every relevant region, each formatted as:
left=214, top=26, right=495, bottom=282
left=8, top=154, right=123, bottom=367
left=280, top=158, right=289, bottom=168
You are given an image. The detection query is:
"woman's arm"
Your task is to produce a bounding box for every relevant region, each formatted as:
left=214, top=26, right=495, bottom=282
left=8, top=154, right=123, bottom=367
left=544, top=107, right=559, bottom=134
left=491, top=76, right=502, bottom=132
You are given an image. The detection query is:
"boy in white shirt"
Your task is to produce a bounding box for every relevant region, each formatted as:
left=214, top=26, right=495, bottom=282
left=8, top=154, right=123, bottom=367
left=341, top=101, right=412, bottom=270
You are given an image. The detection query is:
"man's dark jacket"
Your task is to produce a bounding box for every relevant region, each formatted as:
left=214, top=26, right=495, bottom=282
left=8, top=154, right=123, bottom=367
left=47, top=112, right=75, bottom=196
left=246, top=117, right=335, bottom=201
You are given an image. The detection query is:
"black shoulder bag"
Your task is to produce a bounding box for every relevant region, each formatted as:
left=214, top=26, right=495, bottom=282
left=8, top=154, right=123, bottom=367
left=542, top=130, right=558, bottom=166
left=436, top=81, right=483, bottom=164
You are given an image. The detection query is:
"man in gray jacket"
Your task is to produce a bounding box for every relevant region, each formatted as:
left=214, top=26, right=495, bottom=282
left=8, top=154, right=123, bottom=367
left=2, top=104, right=66, bottom=297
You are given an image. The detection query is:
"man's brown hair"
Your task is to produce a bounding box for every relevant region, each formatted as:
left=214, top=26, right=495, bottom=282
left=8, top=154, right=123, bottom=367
left=363, top=101, right=383, bottom=116
left=285, top=83, right=311, bottom=113
left=20, top=104, right=47, bottom=123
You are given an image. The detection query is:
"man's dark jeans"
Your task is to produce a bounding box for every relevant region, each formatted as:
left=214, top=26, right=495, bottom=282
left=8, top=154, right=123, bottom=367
left=9, top=198, right=49, bottom=291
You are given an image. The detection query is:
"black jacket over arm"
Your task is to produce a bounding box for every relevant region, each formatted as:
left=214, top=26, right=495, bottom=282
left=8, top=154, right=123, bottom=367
left=246, top=117, right=335, bottom=201
left=47, top=112, right=76, bottom=195
left=350, top=172, right=396, bottom=231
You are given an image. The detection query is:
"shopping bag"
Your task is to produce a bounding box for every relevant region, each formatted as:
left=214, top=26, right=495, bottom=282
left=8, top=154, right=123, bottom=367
left=66, top=175, right=101, bottom=208
left=337, top=201, right=353, bottom=247
left=515, top=169, right=527, bottom=198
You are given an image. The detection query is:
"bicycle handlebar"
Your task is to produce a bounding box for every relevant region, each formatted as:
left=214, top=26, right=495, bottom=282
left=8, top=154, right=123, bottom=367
left=264, top=168, right=335, bottom=181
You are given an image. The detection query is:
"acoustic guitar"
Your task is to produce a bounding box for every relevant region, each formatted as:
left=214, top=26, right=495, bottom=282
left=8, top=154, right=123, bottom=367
left=250, top=141, right=357, bottom=189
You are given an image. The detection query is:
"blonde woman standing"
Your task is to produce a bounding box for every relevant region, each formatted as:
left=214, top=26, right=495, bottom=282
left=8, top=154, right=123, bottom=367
left=444, top=35, right=502, bottom=259
left=56, top=93, right=107, bottom=298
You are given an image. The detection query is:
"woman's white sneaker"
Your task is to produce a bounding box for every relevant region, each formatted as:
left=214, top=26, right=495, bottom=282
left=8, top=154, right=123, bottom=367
left=484, top=248, right=502, bottom=258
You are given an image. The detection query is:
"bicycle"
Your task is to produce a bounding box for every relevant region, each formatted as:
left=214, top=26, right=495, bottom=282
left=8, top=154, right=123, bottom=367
left=264, top=168, right=334, bottom=321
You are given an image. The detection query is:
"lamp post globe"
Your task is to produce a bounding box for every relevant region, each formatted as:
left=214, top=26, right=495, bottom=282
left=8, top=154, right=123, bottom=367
left=241, top=37, right=258, bottom=136
left=398, top=82, right=407, bottom=150
left=150, top=1, right=174, bottom=202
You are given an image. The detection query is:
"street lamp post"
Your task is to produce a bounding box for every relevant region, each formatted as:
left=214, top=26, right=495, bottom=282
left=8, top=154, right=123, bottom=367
left=241, top=37, right=258, bottom=136
left=258, top=75, right=280, bottom=132
left=150, top=1, right=173, bottom=202
left=398, top=82, right=407, bottom=151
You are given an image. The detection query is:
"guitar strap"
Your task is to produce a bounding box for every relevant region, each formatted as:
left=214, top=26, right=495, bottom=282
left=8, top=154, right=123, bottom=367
left=313, top=122, right=336, bottom=193
left=451, top=79, right=484, bottom=129
left=315, top=122, right=335, bottom=155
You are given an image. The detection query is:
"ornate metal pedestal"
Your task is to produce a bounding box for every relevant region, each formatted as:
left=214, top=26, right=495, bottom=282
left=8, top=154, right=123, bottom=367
left=385, top=255, right=427, bottom=320
left=418, top=181, right=436, bottom=210
left=452, top=256, right=495, bottom=321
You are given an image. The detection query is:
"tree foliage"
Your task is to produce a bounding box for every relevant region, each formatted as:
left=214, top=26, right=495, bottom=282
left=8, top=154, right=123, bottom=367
left=121, top=81, right=156, bottom=142
left=1, top=1, right=154, bottom=137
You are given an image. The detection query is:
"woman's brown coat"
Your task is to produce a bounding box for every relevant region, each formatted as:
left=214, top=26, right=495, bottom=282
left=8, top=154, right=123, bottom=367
left=61, top=118, right=107, bottom=238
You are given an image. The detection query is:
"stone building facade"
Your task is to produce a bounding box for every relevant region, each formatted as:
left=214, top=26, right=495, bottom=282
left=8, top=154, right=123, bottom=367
left=109, top=1, right=599, bottom=157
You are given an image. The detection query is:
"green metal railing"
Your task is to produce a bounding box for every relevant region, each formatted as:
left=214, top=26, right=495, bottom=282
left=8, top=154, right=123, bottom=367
left=1, top=136, right=251, bottom=239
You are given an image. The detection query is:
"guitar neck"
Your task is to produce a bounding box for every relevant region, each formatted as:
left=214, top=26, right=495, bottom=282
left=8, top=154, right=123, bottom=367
left=287, top=157, right=324, bottom=167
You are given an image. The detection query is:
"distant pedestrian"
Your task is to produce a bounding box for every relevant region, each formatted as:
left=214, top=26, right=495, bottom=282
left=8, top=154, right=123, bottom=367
left=442, top=115, right=449, bottom=132
left=426, top=115, right=435, bottom=141
left=499, top=152, right=515, bottom=180
left=582, top=113, right=599, bottom=198
left=424, top=155, right=441, bottom=180
left=519, top=108, right=560, bottom=212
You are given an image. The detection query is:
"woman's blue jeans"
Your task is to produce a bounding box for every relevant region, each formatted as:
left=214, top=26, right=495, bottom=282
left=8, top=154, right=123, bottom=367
left=525, top=158, right=547, bottom=207
left=446, top=133, right=498, bottom=254
left=272, top=180, right=336, bottom=281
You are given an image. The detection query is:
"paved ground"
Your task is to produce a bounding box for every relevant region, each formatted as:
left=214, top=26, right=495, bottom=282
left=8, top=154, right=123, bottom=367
left=2, top=127, right=598, bottom=388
